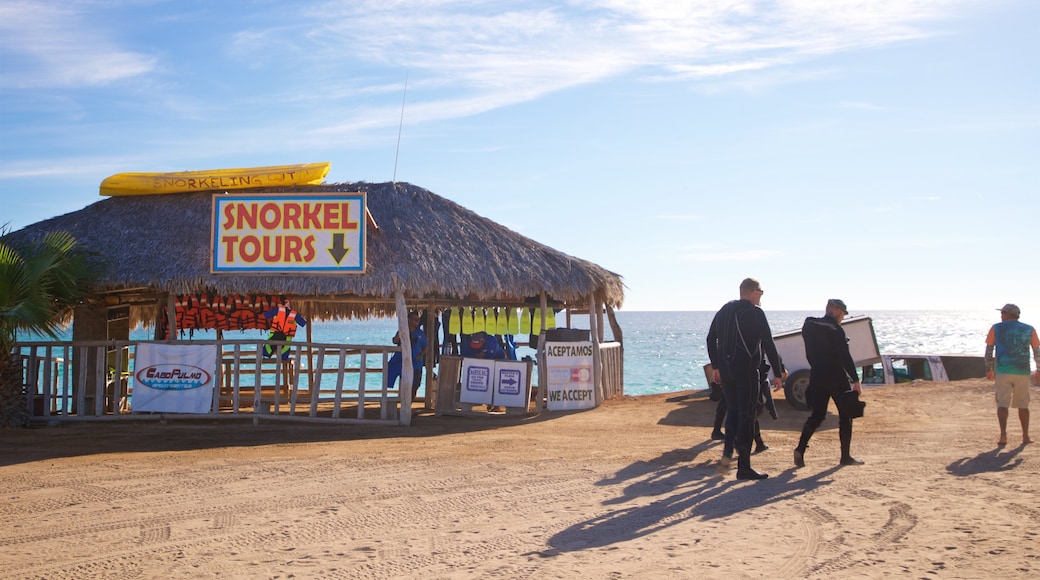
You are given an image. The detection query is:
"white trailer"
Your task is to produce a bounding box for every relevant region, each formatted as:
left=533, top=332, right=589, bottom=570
left=771, top=315, right=881, bottom=410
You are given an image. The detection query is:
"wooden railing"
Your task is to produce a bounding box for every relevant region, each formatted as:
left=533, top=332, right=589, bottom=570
left=17, top=339, right=400, bottom=424
left=599, top=342, right=624, bottom=400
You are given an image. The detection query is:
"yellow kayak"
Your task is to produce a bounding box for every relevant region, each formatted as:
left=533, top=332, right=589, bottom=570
left=99, top=162, right=331, bottom=196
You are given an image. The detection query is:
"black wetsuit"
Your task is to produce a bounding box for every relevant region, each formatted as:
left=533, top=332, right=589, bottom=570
left=706, top=299, right=783, bottom=473
left=796, top=315, right=860, bottom=460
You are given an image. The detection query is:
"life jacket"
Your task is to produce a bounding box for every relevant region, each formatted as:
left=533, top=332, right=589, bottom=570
left=269, top=306, right=299, bottom=338
left=249, top=295, right=268, bottom=329
left=196, top=294, right=216, bottom=329
left=174, top=295, right=186, bottom=330
left=180, top=295, right=199, bottom=329
left=229, top=295, right=256, bottom=330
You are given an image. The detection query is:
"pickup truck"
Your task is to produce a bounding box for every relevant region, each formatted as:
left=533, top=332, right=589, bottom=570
left=771, top=316, right=986, bottom=410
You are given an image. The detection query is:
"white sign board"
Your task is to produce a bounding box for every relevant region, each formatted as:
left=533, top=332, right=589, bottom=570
left=460, top=358, right=495, bottom=405
left=492, top=360, right=531, bottom=408
left=133, top=343, right=217, bottom=413
left=544, top=341, right=596, bottom=411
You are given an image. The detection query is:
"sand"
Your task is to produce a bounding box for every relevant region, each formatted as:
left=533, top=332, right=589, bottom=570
left=1, top=377, right=1037, bottom=579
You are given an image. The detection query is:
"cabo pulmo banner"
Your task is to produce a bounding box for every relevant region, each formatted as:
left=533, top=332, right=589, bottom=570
left=211, top=193, right=367, bottom=273
left=545, top=341, right=596, bottom=411
left=133, top=344, right=217, bottom=413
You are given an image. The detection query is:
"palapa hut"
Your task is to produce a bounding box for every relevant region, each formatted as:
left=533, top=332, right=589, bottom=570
left=8, top=181, right=625, bottom=425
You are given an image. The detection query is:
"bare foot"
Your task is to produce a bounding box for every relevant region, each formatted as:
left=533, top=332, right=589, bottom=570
left=998, top=435, right=1008, bottom=446
left=1023, top=437, right=1033, bottom=445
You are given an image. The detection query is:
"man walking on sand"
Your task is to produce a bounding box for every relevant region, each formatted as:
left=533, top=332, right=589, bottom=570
left=985, top=304, right=1040, bottom=446
left=706, top=278, right=784, bottom=480
left=794, top=299, right=864, bottom=467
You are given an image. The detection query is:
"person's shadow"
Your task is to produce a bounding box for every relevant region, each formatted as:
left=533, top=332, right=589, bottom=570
left=539, top=448, right=839, bottom=556
left=946, top=444, right=1025, bottom=476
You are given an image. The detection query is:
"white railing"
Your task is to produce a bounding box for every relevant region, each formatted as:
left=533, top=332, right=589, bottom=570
left=17, top=340, right=400, bottom=424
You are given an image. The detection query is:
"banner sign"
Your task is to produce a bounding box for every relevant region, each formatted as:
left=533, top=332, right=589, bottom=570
left=211, top=193, right=366, bottom=273
left=545, top=341, right=596, bottom=411
left=133, top=343, right=217, bottom=413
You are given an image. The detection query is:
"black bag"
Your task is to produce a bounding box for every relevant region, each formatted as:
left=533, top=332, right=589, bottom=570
left=837, top=389, right=865, bottom=418
left=708, top=382, right=722, bottom=402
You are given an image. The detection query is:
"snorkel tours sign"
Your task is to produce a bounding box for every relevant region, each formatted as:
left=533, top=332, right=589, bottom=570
left=212, top=193, right=366, bottom=273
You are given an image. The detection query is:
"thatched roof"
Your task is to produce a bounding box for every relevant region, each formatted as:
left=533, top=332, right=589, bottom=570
left=7, top=182, right=624, bottom=321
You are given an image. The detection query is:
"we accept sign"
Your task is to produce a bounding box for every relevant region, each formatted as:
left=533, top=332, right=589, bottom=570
left=211, top=193, right=366, bottom=273
left=545, top=341, right=597, bottom=411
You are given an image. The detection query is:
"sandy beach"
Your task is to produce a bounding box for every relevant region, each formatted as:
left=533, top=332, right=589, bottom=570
left=1, top=377, right=1037, bottom=579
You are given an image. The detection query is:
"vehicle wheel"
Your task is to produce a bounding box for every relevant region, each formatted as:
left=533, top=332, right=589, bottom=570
left=784, top=370, right=811, bottom=411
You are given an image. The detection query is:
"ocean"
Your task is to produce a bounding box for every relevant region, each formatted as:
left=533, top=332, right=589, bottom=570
left=17, top=310, right=994, bottom=398
left=587, top=310, right=994, bottom=396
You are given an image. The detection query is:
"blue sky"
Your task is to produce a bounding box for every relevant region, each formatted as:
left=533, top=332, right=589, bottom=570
left=2, top=0, right=1037, bottom=313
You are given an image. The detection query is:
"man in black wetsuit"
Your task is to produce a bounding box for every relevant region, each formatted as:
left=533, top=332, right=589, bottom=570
left=706, top=278, right=785, bottom=480
left=794, top=298, right=864, bottom=468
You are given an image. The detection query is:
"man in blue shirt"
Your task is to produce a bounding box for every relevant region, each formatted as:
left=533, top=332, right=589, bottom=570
left=985, top=303, right=1040, bottom=446
left=461, top=331, right=505, bottom=360
left=387, top=311, right=428, bottom=399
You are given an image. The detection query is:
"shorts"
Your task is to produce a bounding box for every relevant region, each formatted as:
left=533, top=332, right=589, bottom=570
left=994, top=373, right=1030, bottom=409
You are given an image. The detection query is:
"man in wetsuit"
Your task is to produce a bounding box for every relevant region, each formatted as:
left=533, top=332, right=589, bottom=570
left=794, top=299, right=863, bottom=467
left=706, top=278, right=785, bottom=480
left=985, top=303, right=1040, bottom=446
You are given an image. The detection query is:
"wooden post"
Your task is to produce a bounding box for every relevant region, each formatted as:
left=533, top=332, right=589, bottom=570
left=422, top=302, right=435, bottom=410
left=589, top=293, right=604, bottom=405
left=535, top=291, right=548, bottom=412
left=394, top=289, right=412, bottom=426
left=166, top=294, right=177, bottom=340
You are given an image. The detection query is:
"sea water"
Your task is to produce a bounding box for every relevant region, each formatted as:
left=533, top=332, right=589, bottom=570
left=18, top=310, right=996, bottom=397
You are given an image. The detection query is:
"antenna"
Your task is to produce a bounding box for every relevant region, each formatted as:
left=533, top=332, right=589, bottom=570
left=393, top=72, right=408, bottom=183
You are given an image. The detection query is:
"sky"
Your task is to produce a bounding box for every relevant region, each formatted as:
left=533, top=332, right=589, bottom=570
left=2, top=0, right=1038, bottom=313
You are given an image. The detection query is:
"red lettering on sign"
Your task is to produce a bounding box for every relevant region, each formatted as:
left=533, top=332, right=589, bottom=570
left=302, top=203, right=321, bottom=229
left=283, top=203, right=302, bottom=229
left=222, top=235, right=239, bottom=262
left=341, top=202, right=359, bottom=230
left=284, top=236, right=304, bottom=262
left=259, top=203, right=280, bottom=229
left=240, top=235, right=261, bottom=262
left=322, top=203, right=339, bottom=228
left=237, top=203, right=258, bottom=230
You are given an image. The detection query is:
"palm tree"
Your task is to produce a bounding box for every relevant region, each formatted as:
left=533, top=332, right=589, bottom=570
left=0, top=228, right=99, bottom=427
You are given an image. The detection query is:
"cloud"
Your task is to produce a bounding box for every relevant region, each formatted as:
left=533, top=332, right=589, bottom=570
left=221, top=0, right=976, bottom=125
left=0, top=0, right=986, bottom=159
left=0, top=1, right=156, bottom=89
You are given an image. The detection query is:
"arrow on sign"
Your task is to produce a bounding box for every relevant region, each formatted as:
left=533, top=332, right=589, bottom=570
left=327, top=233, right=351, bottom=264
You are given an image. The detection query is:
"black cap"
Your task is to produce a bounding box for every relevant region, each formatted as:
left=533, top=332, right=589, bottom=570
left=827, top=298, right=848, bottom=315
